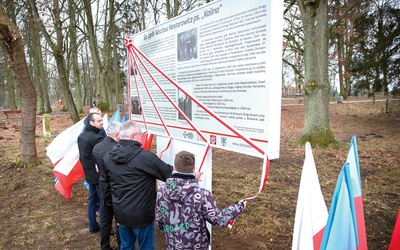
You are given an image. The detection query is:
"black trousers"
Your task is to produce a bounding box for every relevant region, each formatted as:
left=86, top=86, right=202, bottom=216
left=100, top=204, right=120, bottom=250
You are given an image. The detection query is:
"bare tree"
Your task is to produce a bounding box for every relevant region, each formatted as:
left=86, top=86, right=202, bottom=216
left=28, top=0, right=80, bottom=123
left=140, top=0, right=146, bottom=29
left=100, top=0, right=114, bottom=108
left=26, top=2, right=52, bottom=114
left=2, top=0, right=18, bottom=110
left=164, top=0, right=203, bottom=19
left=110, top=0, right=122, bottom=106
left=0, top=3, right=38, bottom=165
left=1, top=46, right=18, bottom=109
left=82, top=0, right=104, bottom=105
left=283, top=1, right=304, bottom=95
left=68, top=0, right=83, bottom=113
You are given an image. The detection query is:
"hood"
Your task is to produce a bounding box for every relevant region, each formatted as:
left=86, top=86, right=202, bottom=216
left=109, top=140, right=142, bottom=164
left=163, top=177, right=198, bottom=203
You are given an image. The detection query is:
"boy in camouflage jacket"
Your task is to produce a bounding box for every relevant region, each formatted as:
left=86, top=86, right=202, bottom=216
left=156, top=150, right=247, bottom=250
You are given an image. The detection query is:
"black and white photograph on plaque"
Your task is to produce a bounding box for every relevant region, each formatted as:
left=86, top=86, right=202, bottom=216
left=131, top=96, right=141, bottom=115
left=177, top=28, right=198, bottom=62
left=178, top=90, right=192, bottom=120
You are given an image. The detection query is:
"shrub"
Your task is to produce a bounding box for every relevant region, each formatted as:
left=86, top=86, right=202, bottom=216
left=97, top=102, right=109, bottom=112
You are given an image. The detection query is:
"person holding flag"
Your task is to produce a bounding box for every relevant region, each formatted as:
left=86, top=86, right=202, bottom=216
left=78, top=112, right=105, bottom=233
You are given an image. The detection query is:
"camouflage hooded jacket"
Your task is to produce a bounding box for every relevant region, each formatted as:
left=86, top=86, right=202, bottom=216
left=155, top=173, right=245, bottom=250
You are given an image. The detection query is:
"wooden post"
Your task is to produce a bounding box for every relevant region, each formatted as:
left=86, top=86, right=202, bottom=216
left=43, top=114, right=51, bottom=138
left=386, top=99, right=389, bottom=113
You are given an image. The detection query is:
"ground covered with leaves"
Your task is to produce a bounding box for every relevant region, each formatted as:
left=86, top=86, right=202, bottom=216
left=0, top=96, right=399, bottom=249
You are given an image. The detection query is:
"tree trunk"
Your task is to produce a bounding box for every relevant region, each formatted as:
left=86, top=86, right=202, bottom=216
left=4, top=0, right=19, bottom=110
left=101, top=0, right=113, bottom=109
left=165, top=0, right=172, bottom=19
left=39, top=47, right=52, bottom=114
left=53, top=0, right=79, bottom=122
left=5, top=59, right=17, bottom=109
left=28, top=0, right=79, bottom=122
left=140, top=0, right=146, bottom=30
left=337, top=30, right=345, bottom=98
left=83, top=0, right=103, bottom=103
left=68, top=0, right=83, bottom=113
left=297, top=0, right=335, bottom=147
left=0, top=4, right=38, bottom=165
left=39, top=36, right=52, bottom=113
left=113, top=29, right=122, bottom=105
left=344, top=41, right=351, bottom=98
left=173, top=0, right=179, bottom=17
left=81, top=46, right=89, bottom=106
left=29, top=14, right=45, bottom=114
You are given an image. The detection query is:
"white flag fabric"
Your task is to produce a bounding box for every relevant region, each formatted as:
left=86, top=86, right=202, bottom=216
left=46, top=118, right=85, bottom=164
left=292, top=142, right=328, bottom=250
left=46, top=114, right=109, bottom=199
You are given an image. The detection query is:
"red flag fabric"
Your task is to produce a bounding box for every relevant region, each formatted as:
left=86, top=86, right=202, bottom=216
left=140, top=131, right=153, bottom=150
left=47, top=114, right=108, bottom=199
left=54, top=179, right=73, bottom=200
left=389, top=208, right=400, bottom=250
left=47, top=118, right=86, bottom=199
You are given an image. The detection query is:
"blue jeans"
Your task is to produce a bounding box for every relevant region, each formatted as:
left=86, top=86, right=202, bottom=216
left=88, top=183, right=101, bottom=230
left=119, top=221, right=156, bottom=250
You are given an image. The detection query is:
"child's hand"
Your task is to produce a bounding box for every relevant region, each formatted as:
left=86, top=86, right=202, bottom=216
left=194, top=171, right=203, bottom=181
left=240, top=199, right=247, bottom=209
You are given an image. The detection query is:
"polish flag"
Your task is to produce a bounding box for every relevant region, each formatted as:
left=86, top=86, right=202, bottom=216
left=292, top=142, right=328, bottom=250
left=46, top=118, right=85, bottom=199
left=47, top=114, right=108, bottom=199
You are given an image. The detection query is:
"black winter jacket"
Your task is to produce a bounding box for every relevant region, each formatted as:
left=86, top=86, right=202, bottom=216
left=93, top=136, right=118, bottom=206
left=77, top=122, right=104, bottom=184
left=102, top=139, right=173, bottom=228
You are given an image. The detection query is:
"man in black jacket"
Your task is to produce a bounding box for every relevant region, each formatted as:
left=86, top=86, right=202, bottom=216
left=78, top=112, right=104, bottom=233
left=102, top=120, right=173, bottom=250
left=93, top=121, right=121, bottom=250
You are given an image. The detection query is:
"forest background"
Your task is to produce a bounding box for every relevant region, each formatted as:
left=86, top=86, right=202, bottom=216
left=1, top=0, right=399, bottom=115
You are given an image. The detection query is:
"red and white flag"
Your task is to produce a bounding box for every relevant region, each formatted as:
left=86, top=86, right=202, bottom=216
left=292, top=142, right=328, bottom=250
left=46, top=118, right=85, bottom=199
left=46, top=114, right=108, bottom=199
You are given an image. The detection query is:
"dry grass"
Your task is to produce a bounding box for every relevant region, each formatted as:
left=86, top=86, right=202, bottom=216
left=0, top=96, right=399, bottom=249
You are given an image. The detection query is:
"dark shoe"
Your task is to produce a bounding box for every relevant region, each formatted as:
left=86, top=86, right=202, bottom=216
left=110, top=228, right=116, bottom=235
left=111, top=247, right=118, bottom=250
left=89, top=227, right=100, bottom=234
